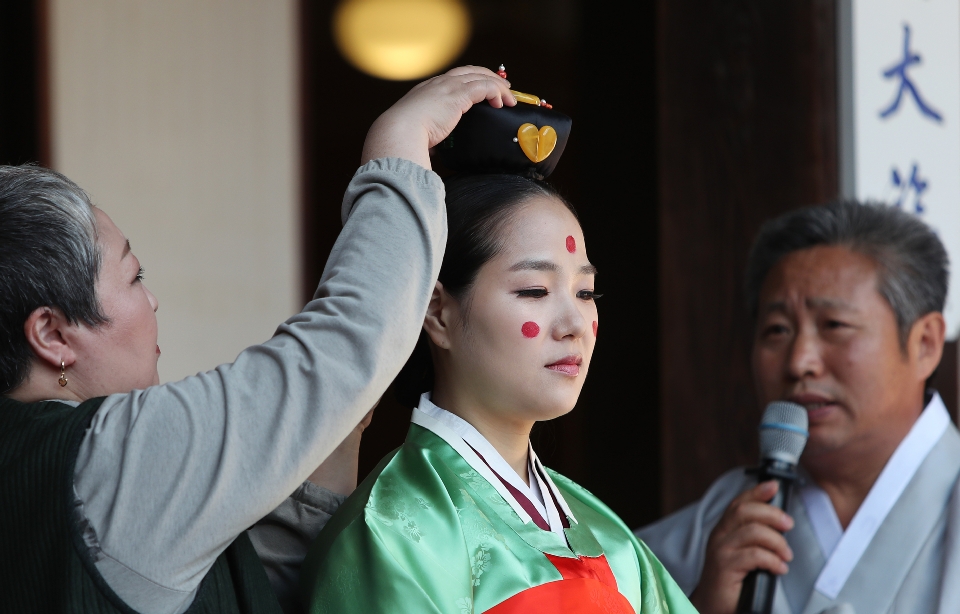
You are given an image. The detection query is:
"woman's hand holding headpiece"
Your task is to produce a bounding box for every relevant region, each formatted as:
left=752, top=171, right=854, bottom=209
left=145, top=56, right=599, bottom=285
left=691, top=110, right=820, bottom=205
left=434, top=65, right=573, bottom=179
left=362, top=66, right=517, bottom=170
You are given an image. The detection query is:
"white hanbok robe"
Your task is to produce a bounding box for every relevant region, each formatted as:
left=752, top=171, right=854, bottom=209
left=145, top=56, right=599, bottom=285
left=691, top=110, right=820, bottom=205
left=636, top=394, right=960, bottom=614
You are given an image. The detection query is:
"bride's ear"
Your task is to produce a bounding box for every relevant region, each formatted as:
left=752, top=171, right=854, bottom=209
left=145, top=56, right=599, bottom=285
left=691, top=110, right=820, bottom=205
left=423, top=281, right=457, bottom=350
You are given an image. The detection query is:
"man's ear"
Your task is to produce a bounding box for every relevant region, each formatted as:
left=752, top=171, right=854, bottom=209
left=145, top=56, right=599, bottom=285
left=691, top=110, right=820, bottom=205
left=23, top=306, right=76, bottom=369
left=422, top=281, right=458, bottom=350
left=910, top=311, right=946, bottom=382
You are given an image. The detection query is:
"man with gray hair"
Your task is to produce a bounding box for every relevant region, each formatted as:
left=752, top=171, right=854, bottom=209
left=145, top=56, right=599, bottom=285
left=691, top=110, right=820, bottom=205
left=637, top=201, right=960, bottom=614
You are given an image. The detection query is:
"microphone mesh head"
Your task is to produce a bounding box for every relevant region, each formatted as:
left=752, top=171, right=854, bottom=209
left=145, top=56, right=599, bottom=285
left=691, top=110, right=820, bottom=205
left=759, top=401, right=809, bottom=464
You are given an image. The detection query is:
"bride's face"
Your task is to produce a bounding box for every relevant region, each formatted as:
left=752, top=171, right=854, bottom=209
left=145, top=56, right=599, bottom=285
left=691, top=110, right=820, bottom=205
left=434, top=196, right=598, bottom=424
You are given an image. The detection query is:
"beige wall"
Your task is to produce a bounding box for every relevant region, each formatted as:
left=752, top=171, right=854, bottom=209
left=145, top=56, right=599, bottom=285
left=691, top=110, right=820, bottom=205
left=49, top=0, right=300, bottom=383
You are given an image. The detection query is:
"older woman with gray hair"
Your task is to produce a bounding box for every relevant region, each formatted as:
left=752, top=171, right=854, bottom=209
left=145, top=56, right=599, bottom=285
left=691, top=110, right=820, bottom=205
left=0, top=66, right=516, bottom=614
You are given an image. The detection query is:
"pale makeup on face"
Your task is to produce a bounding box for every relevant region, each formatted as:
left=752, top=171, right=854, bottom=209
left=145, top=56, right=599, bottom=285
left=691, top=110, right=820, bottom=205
left=429, top=197, right=599, bottom=442
left=68, top=209, right=161, bottom=398
left=751, top=245, right=934, bottom=466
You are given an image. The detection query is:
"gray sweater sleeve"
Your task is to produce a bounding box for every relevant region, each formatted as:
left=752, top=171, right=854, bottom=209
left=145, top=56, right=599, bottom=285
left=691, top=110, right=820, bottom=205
left=247, top=482, right=346, bottom=614
left=72, top=158, right=446, bottom=613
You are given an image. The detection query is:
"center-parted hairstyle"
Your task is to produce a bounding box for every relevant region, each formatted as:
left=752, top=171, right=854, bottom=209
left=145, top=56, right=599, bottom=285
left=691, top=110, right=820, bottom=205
left=393, top=174, right=577, bottom=407
left=394, top=72, right=578, bottom=406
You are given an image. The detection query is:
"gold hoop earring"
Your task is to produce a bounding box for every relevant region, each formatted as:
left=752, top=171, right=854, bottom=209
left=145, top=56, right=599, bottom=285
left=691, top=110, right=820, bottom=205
left=59, top=360, right=68, bottom=387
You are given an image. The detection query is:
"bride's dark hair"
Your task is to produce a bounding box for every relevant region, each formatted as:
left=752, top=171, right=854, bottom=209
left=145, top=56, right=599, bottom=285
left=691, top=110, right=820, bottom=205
left=393, top=173, right=578, bottom=407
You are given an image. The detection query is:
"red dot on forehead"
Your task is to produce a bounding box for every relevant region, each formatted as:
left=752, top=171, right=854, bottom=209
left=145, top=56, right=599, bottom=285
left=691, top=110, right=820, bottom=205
left=566, top=235, right=576, bottom=253
left=593, top=321, right=598, bottom=337
left=521, top=321, right=540, bottom=338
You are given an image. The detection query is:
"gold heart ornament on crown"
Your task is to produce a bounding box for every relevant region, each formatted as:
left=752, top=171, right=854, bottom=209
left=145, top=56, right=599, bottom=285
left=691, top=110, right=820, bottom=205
left=516, top=123, right=558, bottom=163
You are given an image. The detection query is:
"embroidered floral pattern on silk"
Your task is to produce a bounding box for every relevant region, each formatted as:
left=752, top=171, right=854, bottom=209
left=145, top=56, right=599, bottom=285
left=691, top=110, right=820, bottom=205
left=455, top=485, right=510, bottom=588
left=365, top=476, right=430, bottom=543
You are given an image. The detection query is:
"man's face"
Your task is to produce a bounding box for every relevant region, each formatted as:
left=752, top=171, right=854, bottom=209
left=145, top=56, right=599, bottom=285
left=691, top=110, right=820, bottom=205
left=751, top=245, right=926, bottom=460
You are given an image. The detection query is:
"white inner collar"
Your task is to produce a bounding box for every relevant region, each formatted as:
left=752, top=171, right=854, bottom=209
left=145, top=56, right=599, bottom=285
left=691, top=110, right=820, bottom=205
left=802, top=392, right=950, bottom=599
left=411, top=393, right=575, bottom=536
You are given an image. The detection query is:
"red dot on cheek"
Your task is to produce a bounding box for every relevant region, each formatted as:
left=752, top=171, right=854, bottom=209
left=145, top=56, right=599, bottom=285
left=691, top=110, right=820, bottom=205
left=521, top=321, right=540, bottom=338
left=593, top=321, right=598, bottom=337
left=566, top=236, right=576, bottom=253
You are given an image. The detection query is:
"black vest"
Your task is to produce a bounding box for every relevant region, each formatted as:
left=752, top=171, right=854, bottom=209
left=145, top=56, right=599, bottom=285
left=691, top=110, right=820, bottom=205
left=0, top=397, right=282, bottom=614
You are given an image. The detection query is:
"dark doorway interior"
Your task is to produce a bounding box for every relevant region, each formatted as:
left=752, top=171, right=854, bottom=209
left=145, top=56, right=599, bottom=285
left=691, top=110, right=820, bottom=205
left=300, top=0, right=661, bottom=527
left=657, top=1, right=841, bottom=512
left=0, top=0, right=47, bottom=166
left=300, top=0, right=958, bottom=526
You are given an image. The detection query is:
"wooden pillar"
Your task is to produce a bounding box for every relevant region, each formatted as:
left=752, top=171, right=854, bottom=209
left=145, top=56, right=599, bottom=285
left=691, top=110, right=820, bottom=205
left=932, top=342, right=959, bottom=421
left=657, top=0, right=840, bottom=513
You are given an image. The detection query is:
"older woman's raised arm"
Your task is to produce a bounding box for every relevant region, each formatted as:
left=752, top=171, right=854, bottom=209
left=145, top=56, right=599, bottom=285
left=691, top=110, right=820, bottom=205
left=72, top=67, right=515, bottom=613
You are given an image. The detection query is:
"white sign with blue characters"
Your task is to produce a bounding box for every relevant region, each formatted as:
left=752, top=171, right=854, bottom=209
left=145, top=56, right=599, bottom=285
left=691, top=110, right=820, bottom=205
left=839, top=0, right=960, bottom=339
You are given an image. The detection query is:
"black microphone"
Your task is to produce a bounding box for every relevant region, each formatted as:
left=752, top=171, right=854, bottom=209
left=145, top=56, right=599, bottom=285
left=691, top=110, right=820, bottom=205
left=735, top=401, right=809, bottom=614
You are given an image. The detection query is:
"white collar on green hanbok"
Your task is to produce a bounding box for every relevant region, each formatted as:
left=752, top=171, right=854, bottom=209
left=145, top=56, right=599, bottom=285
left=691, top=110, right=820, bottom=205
left=412, top=392, right=576, bottom=537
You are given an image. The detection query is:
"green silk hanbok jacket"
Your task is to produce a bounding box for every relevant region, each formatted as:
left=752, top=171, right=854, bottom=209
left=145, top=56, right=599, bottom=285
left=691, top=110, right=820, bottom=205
left=300, top=416, right=697, bottom=614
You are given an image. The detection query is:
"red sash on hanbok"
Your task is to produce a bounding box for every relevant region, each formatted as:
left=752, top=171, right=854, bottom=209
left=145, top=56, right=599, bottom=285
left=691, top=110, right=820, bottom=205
left=468, top=445, right=635, bottom=613
left=486, top=552, right=636, bottom=614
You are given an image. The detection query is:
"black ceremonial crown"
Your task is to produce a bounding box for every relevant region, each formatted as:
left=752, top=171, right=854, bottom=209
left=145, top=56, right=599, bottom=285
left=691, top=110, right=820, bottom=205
left=435, top=65, right=572, bottom=179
